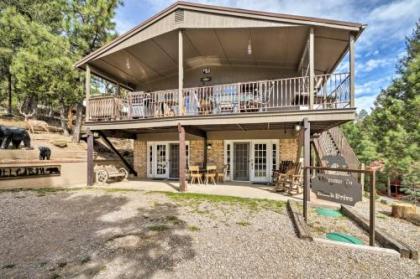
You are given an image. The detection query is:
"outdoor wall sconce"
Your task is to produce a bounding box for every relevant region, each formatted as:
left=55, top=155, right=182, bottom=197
left=207, top=143, right=212, bottom=150
left=200, top=76, right=212, bottom=83
left=295, top=124, right=301, bottom=132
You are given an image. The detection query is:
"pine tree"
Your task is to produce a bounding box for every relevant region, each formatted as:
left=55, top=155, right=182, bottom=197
left=343, top=22, right=419, bottom=198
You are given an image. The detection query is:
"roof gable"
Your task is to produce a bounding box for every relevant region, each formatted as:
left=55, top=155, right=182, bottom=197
left=76, top=1, right=364, bottom=68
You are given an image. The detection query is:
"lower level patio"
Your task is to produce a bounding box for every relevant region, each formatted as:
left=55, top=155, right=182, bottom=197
left=94, top=178, right=338, bottom=207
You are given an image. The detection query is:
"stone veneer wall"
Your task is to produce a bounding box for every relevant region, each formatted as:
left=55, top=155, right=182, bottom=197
left=133, top=139, right=147, bottom=178
left=207, top=140, right=225, bottom=171
left=133, top=132, right=299, bottom=179
left=279, top=138, right=299, bottom=162
left=189, top=139, right=204, bottom=167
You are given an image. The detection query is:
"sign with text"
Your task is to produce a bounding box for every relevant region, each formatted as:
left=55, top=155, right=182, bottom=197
left=0, top=165, right=61, bottom=180
left=311, top=173, right=362, bottom=206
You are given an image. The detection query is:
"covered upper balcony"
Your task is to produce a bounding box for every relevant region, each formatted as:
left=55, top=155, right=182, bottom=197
left=76, top=1, right=365, bottom=131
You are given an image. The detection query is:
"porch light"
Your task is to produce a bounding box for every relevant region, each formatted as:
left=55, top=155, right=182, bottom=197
left=247, top=39, right=252, bottom=55
left=295, top=124, right=301, bottom=132
left=207, top=143, right=212, bottom=150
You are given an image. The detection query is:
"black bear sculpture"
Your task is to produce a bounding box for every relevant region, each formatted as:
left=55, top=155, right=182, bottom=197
left=0, top=125, right=31, bottom=149
left=38, top=146, right=51, bottom=160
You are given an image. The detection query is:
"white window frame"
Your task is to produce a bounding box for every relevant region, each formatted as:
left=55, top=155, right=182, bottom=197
left=146, top=141, right=190, bottom=179
left=224, top=139, right=279, bottom=183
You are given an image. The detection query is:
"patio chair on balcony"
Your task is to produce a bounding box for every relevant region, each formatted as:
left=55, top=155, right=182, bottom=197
left=189, top=165, right=202, bottom=185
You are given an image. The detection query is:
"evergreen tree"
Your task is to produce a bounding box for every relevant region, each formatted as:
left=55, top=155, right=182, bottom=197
left=343, top=22, right=419, bottom=192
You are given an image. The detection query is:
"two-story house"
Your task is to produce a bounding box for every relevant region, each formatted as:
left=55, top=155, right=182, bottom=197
left=76, top=1, right=364, bottom=191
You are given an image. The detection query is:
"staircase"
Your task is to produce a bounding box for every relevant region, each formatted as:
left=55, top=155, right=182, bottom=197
left=313, top=126, right=360, bottom=170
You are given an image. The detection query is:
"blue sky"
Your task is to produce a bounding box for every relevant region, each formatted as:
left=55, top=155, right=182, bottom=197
left=115, top=0, right=419, bottom=112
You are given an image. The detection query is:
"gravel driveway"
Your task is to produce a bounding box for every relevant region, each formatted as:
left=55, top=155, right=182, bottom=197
left=0, top=188, right=418, bottom=278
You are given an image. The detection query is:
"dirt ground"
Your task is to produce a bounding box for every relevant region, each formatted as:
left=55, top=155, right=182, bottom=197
left=0, top=188, right=418, bottom=279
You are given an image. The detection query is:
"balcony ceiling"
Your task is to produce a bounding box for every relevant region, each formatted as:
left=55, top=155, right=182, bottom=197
left=89, top=26, right=350, bottom=89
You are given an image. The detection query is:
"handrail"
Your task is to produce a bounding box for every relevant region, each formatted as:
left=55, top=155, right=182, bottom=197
left=86, top=73, right=351, bottom=122
left=328, top=126, right=360, bottom=169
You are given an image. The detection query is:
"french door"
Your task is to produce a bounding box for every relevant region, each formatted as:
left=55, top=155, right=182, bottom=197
left=225, top=140, right=278, bottom=183
left=155, top=144, right=168, bottom=178
left=147, top=142, right=189, bottom=179
left=251, top=142, right=268, bottom=182
left=233, top=143, right=250, bottom=181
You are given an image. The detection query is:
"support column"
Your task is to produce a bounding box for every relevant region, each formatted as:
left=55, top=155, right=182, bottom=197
left=85, top=65, right=91, bottom=121
left=303, top=118, right=311, bottom=221
left=349, top=33, right=355, bottom=108
left=178, top=30, right=184, bottom=115
left=87, top=129, right=94, bottom=186
left=178, top=123, right=187, bottom=192
left=309, top=28, right=315, bottom=110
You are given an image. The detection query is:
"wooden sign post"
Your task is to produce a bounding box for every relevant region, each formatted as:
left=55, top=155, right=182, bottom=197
left=305, top=166, right=377, bottom=246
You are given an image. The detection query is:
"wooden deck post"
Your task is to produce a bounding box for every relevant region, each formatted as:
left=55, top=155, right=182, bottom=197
left=370, top=171, right=376, bottom=246
left=309, top=28, right=315, bottom=110
left=87, top=129, right=94, bottom=186
left=349, top=33, right=355, bottom=108
left=303, top=118, right=311, bottom=221
left=178, top=29, right=184, bottom=116
left=85, top=65, right=91, bottom=121
left=178, top=123, right=187, bottom=192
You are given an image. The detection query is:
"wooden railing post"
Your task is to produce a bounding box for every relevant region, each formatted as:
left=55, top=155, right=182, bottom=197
left=349, top=33, right=355, bottom=108
left=85, top=65, right=91, bottom=121
left=309, top=28, right=315, bottom=110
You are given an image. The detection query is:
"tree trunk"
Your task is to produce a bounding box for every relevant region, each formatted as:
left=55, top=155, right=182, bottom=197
left=7, top=71, right=12, bottom=115
left=391, top=203, right=416, bottom=219
left=387, top=176, right=391, bottom=197
left=71, top=103, right=83, bottom=142
left=60, top=106, right=69, bottom=136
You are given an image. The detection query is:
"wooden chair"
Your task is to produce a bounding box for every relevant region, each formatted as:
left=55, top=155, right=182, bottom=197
left=204, top=165, right=217, bottom=185
left=189, top=165, right=202, bottom=185
left=275, top=166, right=295, bottom=192
left=288, top=163, right=303, bottom=195
left=217, top=164, right=228, bottom=183
left=279, top=162, right=303, bottom=195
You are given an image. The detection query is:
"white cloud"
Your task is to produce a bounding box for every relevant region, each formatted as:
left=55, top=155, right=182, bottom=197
left=356, top=95, right=377, bottom=112
left=355, top=76, right=392, bottom=97
left=115, top=18, right=135, bottom=34
left=359, top=58, right=390, bottom=72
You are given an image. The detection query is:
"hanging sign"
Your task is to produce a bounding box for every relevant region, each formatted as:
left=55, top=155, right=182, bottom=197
left=311, top=173, right=362, bottom=206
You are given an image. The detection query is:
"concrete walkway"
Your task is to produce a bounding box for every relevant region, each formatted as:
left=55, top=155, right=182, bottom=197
left=94, top=178, right=339, bottom=207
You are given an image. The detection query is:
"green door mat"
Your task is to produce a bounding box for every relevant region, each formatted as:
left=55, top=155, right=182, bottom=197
left=326, top=232, right=364, bottom=245
left=316, top=207, right=343, bottom=217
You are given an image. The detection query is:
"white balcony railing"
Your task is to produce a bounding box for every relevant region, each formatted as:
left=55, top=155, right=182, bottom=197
left=87, top=73, right=351, bottom=122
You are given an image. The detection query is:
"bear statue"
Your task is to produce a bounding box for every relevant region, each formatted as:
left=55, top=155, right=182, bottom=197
left=38, top=146, right=51, bottom=160
left=0, top=125, right=31, bottom=149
